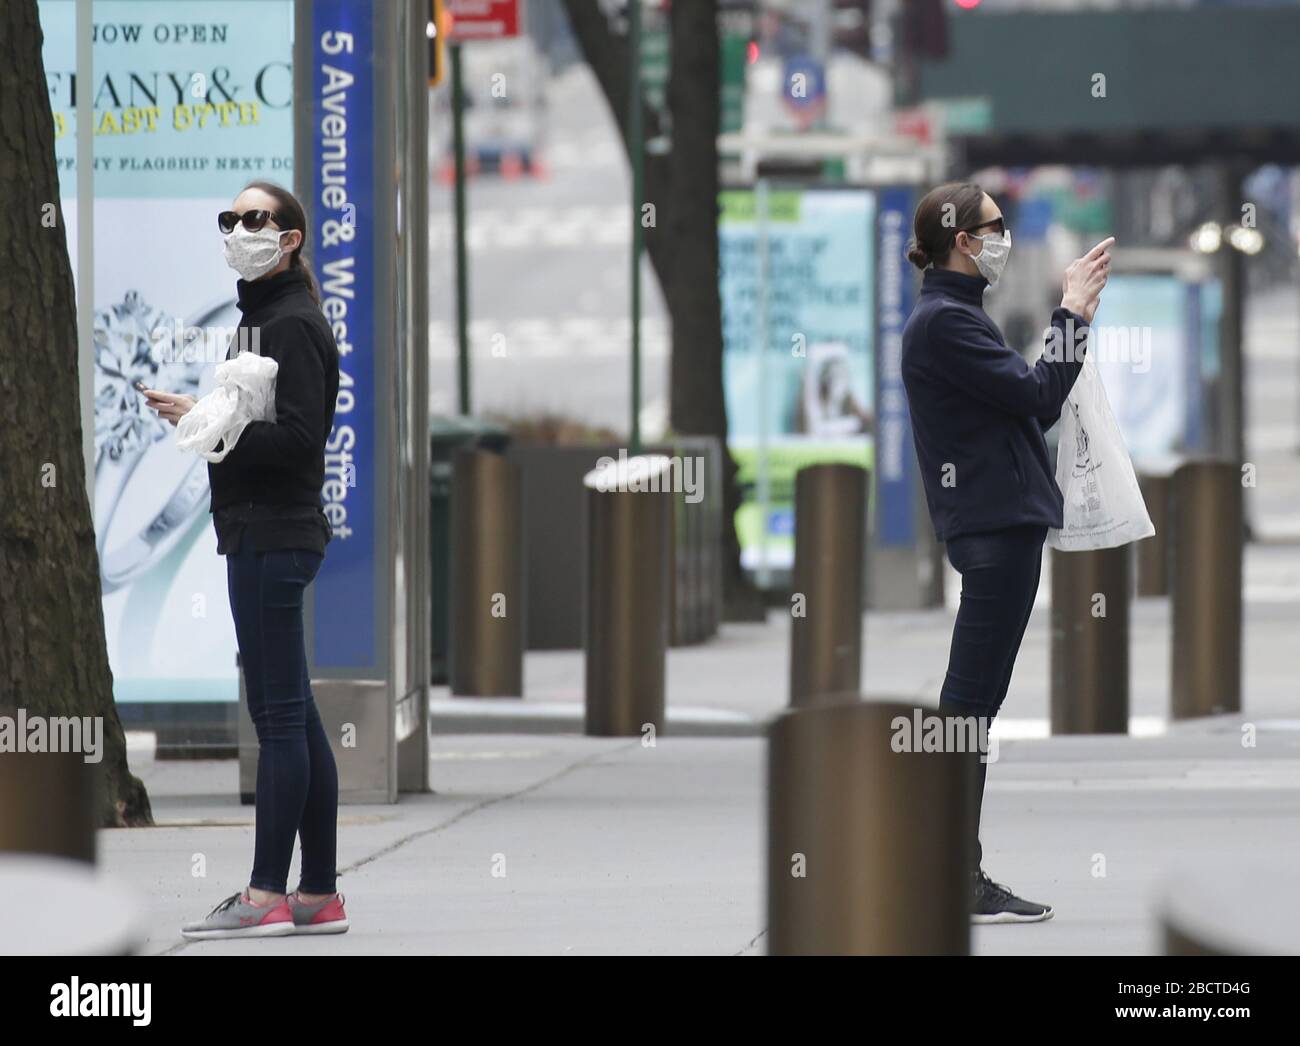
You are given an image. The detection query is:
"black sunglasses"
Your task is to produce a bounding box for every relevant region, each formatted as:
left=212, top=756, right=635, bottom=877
left=218, top=209, right=280, bottom=234
left=962, top=216, right=1007, bottom=238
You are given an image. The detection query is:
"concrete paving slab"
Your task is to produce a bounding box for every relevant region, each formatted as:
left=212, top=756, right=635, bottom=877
left=98, top=717, right=1300, bottom=956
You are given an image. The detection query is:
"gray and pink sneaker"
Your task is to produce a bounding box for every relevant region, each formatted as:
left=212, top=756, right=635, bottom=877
left=287, top=890, right=349, bottom=935
left=181, top=890, right=295, bottom=940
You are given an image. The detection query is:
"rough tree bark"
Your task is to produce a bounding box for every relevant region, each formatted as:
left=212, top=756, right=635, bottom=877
left=0, top=1, right=152, bottom=826
left=560, top=0, right=763, bottom=617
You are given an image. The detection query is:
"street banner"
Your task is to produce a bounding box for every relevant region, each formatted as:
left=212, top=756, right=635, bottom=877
left=309, top=0, right=380, bottom=675
left=874, top=186, right=917, bottom=548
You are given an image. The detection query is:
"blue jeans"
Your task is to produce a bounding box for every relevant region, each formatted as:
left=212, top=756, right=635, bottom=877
left=937, top=523, right=1047, bottom=871
left=227, top=545, right=338, bottom=895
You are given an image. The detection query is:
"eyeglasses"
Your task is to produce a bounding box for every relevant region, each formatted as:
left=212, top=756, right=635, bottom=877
left=962, top=216, right=1008, bottom=238
left=218, top=209, right=280, bottom=234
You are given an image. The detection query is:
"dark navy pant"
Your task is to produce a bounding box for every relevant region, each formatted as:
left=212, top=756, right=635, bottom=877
left=227, top=544, right=338, bottom=895
left=937, top=523, right=1047, bottom=871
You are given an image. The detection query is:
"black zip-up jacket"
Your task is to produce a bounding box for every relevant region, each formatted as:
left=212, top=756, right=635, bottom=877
left=900, top=267, right=1090, bottom=542
left=207, top=266, right=340, bottom=555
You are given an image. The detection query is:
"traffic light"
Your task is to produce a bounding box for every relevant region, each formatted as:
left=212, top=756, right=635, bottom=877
left=428, top=0, right=446, bottom=87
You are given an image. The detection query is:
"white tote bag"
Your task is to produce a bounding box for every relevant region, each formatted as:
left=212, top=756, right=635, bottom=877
left=1046, top=353, right=1155, bottom=551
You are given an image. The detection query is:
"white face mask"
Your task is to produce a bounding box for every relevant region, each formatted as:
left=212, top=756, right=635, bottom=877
left=223, top=224, right=287, bottom=281
left=967, top=229, right=1011, bottom=287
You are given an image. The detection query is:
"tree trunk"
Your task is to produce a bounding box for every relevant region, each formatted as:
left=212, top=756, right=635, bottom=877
left=0, top=0, right=152, bottom=826
left=560, top=0, right=763, bottom=616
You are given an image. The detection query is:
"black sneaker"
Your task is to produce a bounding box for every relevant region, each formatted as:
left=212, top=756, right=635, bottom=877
left=971, top=869, right=1054, bottom=924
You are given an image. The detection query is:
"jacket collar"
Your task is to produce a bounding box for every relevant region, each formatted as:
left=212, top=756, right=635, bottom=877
left=236, top=265, right=310, bottom=315
left=919, top=266, right=988, bottom=307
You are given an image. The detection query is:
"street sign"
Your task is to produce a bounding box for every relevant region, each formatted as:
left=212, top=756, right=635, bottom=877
left=720, top=31, right=747, bottom=134
left=935, top=95, right=992, bottom=134
left=894, top=107, right=933, bottom=145
left=447, top=0, right=521, bottom=42
left=782, top=55, right=826, bottom=131
left=640, top=16, right=670, bottom=120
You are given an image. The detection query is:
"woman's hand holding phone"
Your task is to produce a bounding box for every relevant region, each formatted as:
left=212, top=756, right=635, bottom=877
left=1061, top=236, right=1115, bottom=324
left=139, top=385, right=197, bottom=427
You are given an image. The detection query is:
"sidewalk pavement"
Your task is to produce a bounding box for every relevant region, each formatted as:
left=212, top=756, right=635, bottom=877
left=106, top=541, right=1300, bottom=955
left=109, top=719, right=1300, bottom=956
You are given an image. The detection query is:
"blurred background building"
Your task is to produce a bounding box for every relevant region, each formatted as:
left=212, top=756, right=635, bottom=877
left=429, top=0, right=1300, bottom=577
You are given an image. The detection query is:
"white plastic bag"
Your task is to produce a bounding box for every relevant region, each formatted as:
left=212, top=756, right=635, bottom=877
left=1047, top=353, right=1155, bottom=551
left=176, top=352, right=278, bottom=463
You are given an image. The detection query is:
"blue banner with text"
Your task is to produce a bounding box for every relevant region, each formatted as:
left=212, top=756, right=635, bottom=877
left=875, top=186, right=917, bottom=548
left=311, top=0, right=377, bottom=672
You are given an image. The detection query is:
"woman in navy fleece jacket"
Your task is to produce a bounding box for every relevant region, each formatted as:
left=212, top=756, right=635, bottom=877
left=901, top=181, right=1113, bottom=923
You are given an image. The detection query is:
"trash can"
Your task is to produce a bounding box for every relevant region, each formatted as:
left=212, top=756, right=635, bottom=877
left=430, top=416, right=510, bottom=683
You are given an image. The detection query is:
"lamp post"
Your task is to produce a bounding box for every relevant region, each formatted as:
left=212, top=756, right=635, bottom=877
left=628, top=0, right=644, bottom=454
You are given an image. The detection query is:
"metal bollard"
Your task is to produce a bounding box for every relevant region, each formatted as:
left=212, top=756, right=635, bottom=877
left=1164, top=920, right=1229, bottom=956
left=0, top=854, right=142, bottom=955
left=767, top=699, right=973, bottom=955
left=1049, top=546, right=1131, bottom=734
left=1161, top=860, right=1295, bottom=955
left=789, top=464, right=869, bottom=708
left=0, top=750, right=96, bottom=863
left=584, top=455, right=673, bottom=736
left=449, top=448, right=525, bottom=697
left=668, top=477, right=692, bottom=647
left=1136, top=471, right=1173, bottom=596
left=1170, top=460, right=1243, bottom=718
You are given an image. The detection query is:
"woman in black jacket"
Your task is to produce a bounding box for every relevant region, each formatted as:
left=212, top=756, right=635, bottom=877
left=901, top=181, right=1112, bottom=924
left=144, top=181, right=347, bottom=939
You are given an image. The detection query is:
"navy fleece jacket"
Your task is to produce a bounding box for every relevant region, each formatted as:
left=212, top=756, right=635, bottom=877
left=900, top=267, right=1090, bottom=542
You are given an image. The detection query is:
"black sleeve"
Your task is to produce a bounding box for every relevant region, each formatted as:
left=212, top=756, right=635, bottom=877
left=219, top=315, right=326, bottom=469
left=926, top=304, right=1089, bottom=419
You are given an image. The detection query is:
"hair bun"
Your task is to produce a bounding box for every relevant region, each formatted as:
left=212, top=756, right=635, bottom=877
left=906, top=243, right=931, bottom=270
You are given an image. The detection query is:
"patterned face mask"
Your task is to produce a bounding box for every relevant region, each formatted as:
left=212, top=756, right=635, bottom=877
left=967, top=229, right=1011, bottom=287
left=223, top=224, right=286, bottom=281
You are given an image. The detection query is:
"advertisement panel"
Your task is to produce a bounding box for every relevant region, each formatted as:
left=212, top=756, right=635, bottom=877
left=1091, top=273, right=1189, bottom=459
left=41, top=0, right=295, bottom=708
left=719, top=187, right=876, bottom=578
